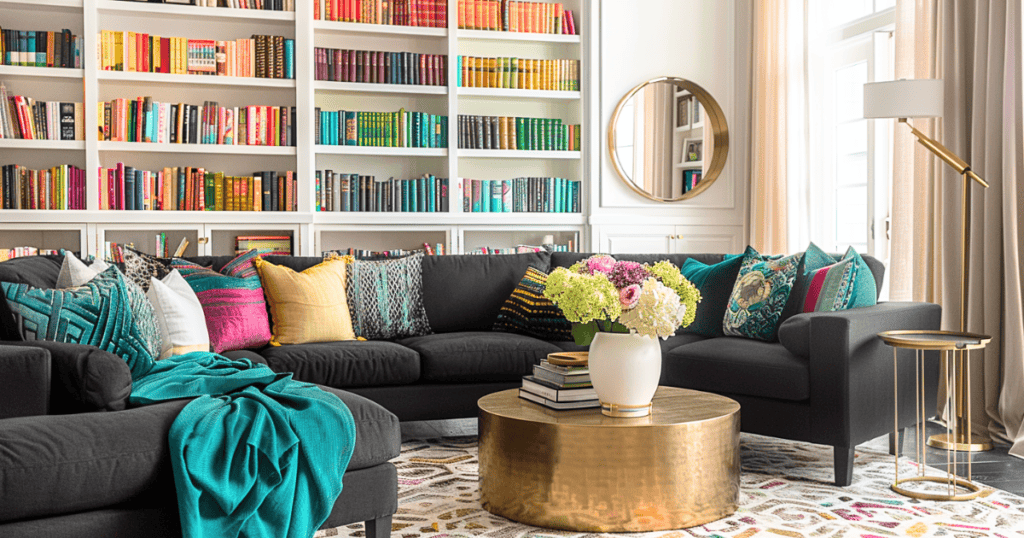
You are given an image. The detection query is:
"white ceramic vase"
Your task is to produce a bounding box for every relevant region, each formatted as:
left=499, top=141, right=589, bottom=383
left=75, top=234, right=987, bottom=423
left=587, top=331, right=662, bottom=417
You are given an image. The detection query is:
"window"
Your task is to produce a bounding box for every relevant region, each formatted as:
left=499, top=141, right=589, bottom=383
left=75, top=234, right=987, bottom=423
left=805, top=4, right=894, bottom=271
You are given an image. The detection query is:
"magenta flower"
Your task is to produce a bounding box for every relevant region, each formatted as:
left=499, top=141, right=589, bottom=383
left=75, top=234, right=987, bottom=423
left=583, top=255, right=616, bottom=275
left=620, top=284, right=641, bottom=309
left=608, top=261, right=650, bottom=288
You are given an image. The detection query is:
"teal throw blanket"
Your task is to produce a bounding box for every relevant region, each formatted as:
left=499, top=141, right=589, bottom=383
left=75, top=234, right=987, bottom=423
left=130, top=352, right=356, bottom=538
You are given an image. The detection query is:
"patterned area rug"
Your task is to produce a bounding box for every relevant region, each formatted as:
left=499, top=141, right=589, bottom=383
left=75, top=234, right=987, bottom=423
left=316, top=434, right=1024, bottom=537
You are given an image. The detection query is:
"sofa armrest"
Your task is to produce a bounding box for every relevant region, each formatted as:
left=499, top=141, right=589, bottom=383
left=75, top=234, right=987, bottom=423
left=804, top=302, right=942, bottom=448
left=0, top=341, right=132, bottom=414
left=0, top=345, right=51, bottom=419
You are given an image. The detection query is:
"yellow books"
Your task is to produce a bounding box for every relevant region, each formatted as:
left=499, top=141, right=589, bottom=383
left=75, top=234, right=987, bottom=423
left=254, top=174, right=262, bottom=211
left=214, top=172, right=224, bottom=211
left=114, top=32, right=124, bottom=71
left=273, top=107, right=281, bottom=146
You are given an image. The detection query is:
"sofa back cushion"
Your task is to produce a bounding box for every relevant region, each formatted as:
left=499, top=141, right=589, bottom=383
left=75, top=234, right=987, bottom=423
left=0, top=255, right=63, bottom=341
left=421, top=252, right=551, bottom=333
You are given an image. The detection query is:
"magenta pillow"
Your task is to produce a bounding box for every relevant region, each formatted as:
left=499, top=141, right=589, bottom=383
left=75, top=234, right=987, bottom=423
left=170, top=250, right=271, bottom=353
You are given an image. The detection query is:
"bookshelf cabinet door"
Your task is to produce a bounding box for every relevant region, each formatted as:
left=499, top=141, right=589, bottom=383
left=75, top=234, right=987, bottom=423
left=596, top=225, right=676, bottom=255
left=671, top=226, right=743, bottom=255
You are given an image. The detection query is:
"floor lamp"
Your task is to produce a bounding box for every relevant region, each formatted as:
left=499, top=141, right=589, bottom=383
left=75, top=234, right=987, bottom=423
left=863, top=79, right=992, bottom=452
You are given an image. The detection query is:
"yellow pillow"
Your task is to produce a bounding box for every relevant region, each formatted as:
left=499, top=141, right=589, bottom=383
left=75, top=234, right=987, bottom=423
left=254, top=257, right=356, bottom=345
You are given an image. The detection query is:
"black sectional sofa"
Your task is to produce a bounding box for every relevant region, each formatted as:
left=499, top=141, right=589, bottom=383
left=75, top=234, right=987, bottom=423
left=0, top=250, right=941, bottom=537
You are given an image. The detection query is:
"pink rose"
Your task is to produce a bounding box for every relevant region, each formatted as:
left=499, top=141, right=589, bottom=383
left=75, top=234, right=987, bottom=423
left=585, top=255, right=616, bottom=275
left=620, top=284, right=641, bottom=309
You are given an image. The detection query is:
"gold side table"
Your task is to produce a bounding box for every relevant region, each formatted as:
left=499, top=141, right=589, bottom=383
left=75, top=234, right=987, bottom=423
left=878, top=330, right=992, bottom=501
left=478, top=387, right=740, bottom=532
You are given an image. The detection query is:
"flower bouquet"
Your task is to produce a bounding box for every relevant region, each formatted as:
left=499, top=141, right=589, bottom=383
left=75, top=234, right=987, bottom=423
left=544, top=255, right=701, bottom=345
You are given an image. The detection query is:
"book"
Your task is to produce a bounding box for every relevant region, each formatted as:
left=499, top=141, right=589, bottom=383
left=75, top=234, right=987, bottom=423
left=532, top=364, right=590, bottom=386
left=521, top=376, right=595, bottom=402
left=518, top=389, right=599, bottom=410
left=172, top=237, right=189, bottom=257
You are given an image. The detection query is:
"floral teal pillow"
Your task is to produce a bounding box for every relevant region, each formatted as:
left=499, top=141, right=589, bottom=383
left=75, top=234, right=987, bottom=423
left=723, top=247, right=800, bottom=342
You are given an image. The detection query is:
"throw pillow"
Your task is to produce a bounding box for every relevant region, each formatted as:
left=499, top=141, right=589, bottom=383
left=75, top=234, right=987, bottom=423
left=492, top=266, right=572, bottom=341
left=722, top=247, right=800, bottom=342
left=171, top=250, right=272, bottom=353
left=254, top=257, right=356, bottom=345
left=121, top=246, right=171, bottom=292
left=56, top=253, right=110, bottom=288
left=802, top=246, right=878, bottom=312
left=778, top=242, right=837, bottom=324
left=678, top=253, right=745, bottom=337
left=147, top=270, right=211, bottom=359
left=347, top=253, right=432, bottom=339
left=1, top=267, right=157, bottom=379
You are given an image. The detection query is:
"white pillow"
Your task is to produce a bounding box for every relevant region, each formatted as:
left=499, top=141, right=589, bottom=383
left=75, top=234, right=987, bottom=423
left=146, top=270, right=211, bottom=360
left=56, top=253, right=110, bottom=288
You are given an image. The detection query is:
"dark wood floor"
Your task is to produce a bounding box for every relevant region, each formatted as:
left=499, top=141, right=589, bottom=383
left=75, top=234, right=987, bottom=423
left=402, top=418, right=1024, bottom=496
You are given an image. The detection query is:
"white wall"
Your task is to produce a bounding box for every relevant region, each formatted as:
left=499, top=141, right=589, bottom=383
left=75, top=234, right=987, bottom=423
left=590, top=0, right=751, bottom=233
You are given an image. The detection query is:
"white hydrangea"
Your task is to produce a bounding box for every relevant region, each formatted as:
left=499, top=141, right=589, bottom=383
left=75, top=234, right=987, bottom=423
left=618, top=278, right=687, bottom=339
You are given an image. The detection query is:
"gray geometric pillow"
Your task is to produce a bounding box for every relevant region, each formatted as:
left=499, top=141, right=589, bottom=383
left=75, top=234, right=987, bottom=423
left=121, top=247, right=171, bottom=292
left=346, top=253, right=432, bottom=339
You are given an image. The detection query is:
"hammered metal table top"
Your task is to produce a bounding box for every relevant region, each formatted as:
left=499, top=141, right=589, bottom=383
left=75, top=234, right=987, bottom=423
left=478, top=386, right=740, bottom=427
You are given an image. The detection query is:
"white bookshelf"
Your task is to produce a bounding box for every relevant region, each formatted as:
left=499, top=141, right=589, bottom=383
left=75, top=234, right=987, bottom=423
left=2, top=0, right=589, bottom=257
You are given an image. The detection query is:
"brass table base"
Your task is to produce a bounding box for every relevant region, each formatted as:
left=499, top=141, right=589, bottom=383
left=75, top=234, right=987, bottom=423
left=478, top=387, right=740, bottom=532
left=927, top=433, right=993, bottom=452
left=892, top=475, right=985, bottom=501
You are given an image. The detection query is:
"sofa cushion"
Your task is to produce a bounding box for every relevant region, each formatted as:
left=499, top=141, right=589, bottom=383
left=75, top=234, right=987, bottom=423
left=662, top=337, right=809, bottom=401
left=0, top=255, right=66, bottom=341
left=493, top=267, right=572, bottom=341
left=259, top=341, right=420, bottom=388
left=723, top=247, right=800, bottom=342
left=346, top=254, right=432, bottom=339
left=319, top=387, right=401, bottom=471
left=255, top=257, right=356, bottom=346
left=399, top=331, right=561, bottom=382
left=421, top=252, right=551, bottom=333
left=679, top=254, right=745, bottom=337
left=120, top=246, right=172, bottom=293
left=801, top=246, right=878, bottom=313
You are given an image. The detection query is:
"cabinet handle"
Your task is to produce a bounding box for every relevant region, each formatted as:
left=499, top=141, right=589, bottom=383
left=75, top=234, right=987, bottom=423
left=198, top=237, right=209, bottom=245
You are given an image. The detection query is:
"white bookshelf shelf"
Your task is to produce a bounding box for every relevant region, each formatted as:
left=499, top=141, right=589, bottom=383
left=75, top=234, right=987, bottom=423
left=0, top=139, right=85, bottom=150
left=459, top=149, right=581, bottom=160
left=313, top=81, right=448, bottom=95
left=315, top=146, right=448, bottom=157
left=457, top=29, right=580, bottom=43
left=0, top=0, right=81, bottom=9
left=96, top=1, right=295, bottom=22
left=97, top=71, right=296, bottom=88
left=458, top=87, right=581, bottom=100
left=313, top=20, right=447, bottom=37
left=675, top=161, right=704, bottom=168
left=98, top=142, right=297, bottom=156
left=0, top=65, right=84, bottom=79
left=312, top=212, right=584, bottom=226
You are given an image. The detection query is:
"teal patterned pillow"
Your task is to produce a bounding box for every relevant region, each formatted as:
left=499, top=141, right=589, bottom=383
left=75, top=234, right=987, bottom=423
left=723, top=246, right=801, bottom=342
left=1, top=267, right=158, bottom=379
left=346, top=253, right=432, bottom=339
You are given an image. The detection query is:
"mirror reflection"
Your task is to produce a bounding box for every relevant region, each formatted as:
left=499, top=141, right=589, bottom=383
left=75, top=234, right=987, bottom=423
left=609, top=77, right=728, bottom=202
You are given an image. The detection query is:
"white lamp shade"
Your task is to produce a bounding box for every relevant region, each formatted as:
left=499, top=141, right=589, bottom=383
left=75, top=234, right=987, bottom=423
left=863, top=79, right=944, bottom=119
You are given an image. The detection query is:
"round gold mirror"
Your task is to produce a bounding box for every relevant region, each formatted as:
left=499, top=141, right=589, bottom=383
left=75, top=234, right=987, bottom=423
left=608, top=77, right=728, bottom=202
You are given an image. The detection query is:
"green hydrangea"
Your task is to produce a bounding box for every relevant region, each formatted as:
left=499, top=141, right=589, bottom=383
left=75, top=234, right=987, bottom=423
left=544, top=268, right=623, bottom=324
left=648, top=260, right=702, bottom=328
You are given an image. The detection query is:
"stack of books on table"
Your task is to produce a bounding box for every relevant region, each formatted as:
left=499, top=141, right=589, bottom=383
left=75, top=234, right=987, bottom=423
left=519, top=358, right=598, bottom=410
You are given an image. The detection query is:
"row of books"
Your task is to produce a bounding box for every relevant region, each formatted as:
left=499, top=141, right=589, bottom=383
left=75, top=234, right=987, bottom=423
left=1, top=164, right=86, bottom=210
left=236, top=235, right=292, bottom=255
left=315, top=109, right=447, bottom=148
left=519, top=357, right=597, bottom=410
left=323, top=246, right=445, bottom=258
left=314, top=49, right=447, bottom=86
left=315, top=0, right=448, bottom=27
left=153, top=234, right=191, bottom=259
left=0, top=247, right=62, bottom=262
left=98, top=31, right=295, bottom=79
left=103, top=242, right=134, bottom=264
left=682, top=170, right=703, bottom=193
left=315, top=171, right=450, bottom=213
left=457, top=0, right=576, bottom=35
left=185, top=0, right=295, bottom=9
left=458, top=115, right=579, bottom=151
left=0, top=29, right=82, bottom=68
left=97, top=164, right=298, bottom=212
left=98, top=98, right=296, bottom=147
left=456, top=56, right=578, bottom=91
left=0, top=85, right=84, bottom=141
left=462, top=177, right=579, bottom=213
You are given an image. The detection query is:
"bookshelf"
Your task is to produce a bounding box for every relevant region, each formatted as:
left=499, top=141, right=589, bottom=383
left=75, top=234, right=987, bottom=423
left=1, top=0, right=589, bottom=257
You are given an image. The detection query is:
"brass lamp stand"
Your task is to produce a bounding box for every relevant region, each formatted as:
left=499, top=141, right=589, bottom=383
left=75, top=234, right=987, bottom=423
left=864, top=79, right=992, bottom=452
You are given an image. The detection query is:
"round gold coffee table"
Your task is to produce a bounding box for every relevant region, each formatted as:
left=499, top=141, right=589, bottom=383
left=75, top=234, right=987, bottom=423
left=478, top=386, right=740, bottom=532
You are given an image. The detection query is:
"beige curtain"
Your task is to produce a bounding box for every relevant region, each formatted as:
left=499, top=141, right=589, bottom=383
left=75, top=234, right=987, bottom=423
left=640, top=83, right=673, bottom=199
left=750, top=0, right=791, bottom=254
left=891, top=0, right=1024, bottom=457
